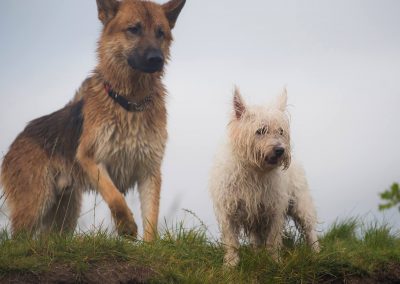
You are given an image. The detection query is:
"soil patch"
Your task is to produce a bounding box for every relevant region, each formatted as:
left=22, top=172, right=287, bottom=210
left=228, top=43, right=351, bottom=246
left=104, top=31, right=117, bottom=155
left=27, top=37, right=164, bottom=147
left=321, top=262, right=400, bottom=284
left=0, top=262, right=155, bottom=284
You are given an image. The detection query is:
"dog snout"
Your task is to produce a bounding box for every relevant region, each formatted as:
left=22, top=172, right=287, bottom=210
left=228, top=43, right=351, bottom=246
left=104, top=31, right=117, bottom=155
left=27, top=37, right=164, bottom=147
left=146, top=49, right=164, bottom=67
left=127, top=48, right=164, bottom=73
left=274, top=146, right=285, bottom=157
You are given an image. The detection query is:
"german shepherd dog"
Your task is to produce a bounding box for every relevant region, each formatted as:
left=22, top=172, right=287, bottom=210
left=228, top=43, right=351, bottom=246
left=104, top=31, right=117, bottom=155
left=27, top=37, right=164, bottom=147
left=0, top=0, right=185, bottom=240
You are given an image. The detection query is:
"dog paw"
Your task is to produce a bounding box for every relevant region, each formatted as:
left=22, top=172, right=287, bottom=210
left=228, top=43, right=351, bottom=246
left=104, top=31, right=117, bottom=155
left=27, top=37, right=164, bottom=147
left=223, top=252, right=240, bottom=267
left=113, top=210, right=138, bottom=238
left=117, top=219, right=138, bottom=239
left=266, top=246, right=281, bottom=262
left=311, top=242, right=321, bottom=253
left=143, top=230, right=158, bottom=242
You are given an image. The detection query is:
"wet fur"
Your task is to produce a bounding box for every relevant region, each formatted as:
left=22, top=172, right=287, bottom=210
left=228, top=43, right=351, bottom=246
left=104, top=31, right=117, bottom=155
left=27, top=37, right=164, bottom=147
left=209, top=88, right=319, bottom=266
left=1, top=0, right=185, bottom=240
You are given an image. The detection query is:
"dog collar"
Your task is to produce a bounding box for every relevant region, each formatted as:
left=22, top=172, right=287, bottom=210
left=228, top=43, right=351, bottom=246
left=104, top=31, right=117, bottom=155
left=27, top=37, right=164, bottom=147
left=104, top=83, right=153, bottom=112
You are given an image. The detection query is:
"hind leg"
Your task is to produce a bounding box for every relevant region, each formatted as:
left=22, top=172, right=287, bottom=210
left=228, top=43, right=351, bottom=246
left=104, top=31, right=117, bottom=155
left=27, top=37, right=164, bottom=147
left=249, top=231, right=263, bottom=249
left=1, top=140, right=57, bottom=237
left=6, top=178, right=55, bottom=237
left=9, top=198, right=49, bottom=237
left=3, top=175, right=54, bottom=236
left=42, top=186, right=82, bottom=234
left=249, top=221, right=267, bottom=249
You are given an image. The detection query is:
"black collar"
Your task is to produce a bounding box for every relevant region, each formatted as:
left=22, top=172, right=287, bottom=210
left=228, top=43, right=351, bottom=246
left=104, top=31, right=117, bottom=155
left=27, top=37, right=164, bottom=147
left=104, top=83, right=153, bottom=112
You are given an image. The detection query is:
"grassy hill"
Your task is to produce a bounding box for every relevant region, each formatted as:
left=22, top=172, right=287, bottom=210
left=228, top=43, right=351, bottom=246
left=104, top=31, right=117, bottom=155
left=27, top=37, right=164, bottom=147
left=1, top=219, right=400, bottom=283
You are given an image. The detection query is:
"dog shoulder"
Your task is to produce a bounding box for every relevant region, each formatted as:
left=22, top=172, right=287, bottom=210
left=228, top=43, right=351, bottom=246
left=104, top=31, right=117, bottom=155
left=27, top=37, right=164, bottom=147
left=18, top=99, right=85, bottom=160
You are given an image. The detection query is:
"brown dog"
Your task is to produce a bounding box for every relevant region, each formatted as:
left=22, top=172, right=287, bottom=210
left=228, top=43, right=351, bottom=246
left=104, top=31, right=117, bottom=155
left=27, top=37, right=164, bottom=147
left=0, top=0, right=185, bottom=240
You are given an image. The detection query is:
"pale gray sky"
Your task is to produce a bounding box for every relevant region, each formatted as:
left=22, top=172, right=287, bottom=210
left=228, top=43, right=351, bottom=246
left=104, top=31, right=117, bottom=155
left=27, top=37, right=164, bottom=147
left=1, top=0, right=400, bottom=236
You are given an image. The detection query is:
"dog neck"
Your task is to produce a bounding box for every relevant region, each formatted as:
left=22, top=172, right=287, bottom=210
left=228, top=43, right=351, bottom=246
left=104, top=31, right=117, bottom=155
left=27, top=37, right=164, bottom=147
left=95, top=65, right=163, bottom=98
left=93, top=68, right=163, bottom=111
left=104, top=82, right=153, bottom=112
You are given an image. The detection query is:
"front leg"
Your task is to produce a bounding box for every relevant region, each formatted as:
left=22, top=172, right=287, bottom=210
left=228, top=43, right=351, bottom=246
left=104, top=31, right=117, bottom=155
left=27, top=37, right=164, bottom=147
left=220, top=218, right=240, bottom=267
left=138, top=171, right=161, bottom=242
left=77, top=150, right=137, bottom=237
left=264, top=212, right=285, bottom=260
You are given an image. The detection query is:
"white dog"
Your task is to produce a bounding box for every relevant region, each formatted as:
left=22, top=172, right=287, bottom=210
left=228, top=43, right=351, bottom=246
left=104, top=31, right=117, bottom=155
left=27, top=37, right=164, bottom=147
left=209, top=88, right=319, bottom=266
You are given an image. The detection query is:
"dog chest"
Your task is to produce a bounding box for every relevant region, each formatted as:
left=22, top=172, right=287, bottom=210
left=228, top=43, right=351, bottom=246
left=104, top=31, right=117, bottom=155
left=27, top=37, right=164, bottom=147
left=220, top=171, right=290, bottom=219
left=94, top=113, right=167, bottom=191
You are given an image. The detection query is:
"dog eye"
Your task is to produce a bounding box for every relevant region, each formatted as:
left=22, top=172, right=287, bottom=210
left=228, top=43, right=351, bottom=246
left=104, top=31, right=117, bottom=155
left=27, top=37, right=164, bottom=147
left=156, top=27, right=165, bottom=38
left=256, top=127, right=267, bottom=135
left=279, top=128, right=284, bottom=135
left=128, top=24, right=142, bottom=35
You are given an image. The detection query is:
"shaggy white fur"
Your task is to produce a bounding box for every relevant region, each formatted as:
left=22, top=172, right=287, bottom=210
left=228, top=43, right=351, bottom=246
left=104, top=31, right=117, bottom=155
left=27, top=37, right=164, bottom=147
left=209, top=88, right=319, bottom=267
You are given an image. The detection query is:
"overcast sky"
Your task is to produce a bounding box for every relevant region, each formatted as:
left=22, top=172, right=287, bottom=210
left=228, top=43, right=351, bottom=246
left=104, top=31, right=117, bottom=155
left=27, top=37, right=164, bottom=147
left=1, top=0, right=400, bottom=236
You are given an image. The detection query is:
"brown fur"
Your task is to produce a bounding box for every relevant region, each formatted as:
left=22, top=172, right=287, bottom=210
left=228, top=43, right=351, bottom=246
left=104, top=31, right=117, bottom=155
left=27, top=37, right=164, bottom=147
left=0, top=0, right=185, bottom=240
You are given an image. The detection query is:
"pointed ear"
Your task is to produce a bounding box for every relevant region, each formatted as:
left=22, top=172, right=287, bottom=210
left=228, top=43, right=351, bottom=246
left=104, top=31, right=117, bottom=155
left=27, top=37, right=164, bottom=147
left=96, top=0, right=120, bottom=26
left=233, top=87, right=246, bottom=119
left=276, top=87, right=288, bottom=111
left=162, top=0, right=186, bottom=29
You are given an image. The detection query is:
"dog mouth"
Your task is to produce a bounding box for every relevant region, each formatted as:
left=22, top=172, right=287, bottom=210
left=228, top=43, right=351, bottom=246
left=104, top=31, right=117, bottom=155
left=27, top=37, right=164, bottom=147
left=127, top=58, right=164, bottom=73
left=265, top=156, right=281, bottom=166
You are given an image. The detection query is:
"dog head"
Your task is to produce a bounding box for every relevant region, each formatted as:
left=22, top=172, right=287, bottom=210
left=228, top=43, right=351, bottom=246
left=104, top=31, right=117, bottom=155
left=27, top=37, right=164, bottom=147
left=96, top=0, right=185, bottom=74
left=228, top=87, right=291, bottom=171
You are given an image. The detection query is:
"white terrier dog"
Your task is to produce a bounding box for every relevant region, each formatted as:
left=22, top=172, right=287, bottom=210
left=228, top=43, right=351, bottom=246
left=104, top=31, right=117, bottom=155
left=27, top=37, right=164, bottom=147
left=209, top=88, right=319, bottom=267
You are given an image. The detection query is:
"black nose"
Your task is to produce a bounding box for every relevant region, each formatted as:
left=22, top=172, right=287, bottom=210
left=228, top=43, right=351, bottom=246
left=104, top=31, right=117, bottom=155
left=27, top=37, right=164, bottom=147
left=274, top=147, right=285, bottom=157
left=146, top=49, right=164, bottom=67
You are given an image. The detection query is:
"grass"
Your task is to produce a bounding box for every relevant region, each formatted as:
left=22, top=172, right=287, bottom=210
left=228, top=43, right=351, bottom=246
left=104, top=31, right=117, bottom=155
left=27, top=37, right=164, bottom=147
left=0, top=219, right=400, bottom=283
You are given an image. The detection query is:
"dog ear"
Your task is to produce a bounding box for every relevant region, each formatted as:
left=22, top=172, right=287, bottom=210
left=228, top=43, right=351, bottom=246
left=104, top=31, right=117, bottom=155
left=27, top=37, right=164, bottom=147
left=162, top=0, right=186, bottom=29
left=233, top=87, right=246, bottom=119
left=96, top=0, right=120, bottom=26
left=276, top=87, right=288, bottom=111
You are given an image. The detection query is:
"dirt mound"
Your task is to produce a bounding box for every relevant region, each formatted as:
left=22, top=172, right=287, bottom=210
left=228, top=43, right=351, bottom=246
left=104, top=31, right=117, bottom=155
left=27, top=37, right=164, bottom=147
left=2, top=262, right=400, bottom=283
left=0, top=262, right=155, bottom=284
left=321, top=262, right=400, bottom=284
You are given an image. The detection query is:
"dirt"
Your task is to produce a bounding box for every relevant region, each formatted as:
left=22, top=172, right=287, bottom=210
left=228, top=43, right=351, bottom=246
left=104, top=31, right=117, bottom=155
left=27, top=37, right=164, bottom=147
left=0, top=262, right=155, bottom=284
left=2, top=262, right=400, bottom=283
left=321, top=262, right=400, bottom=284
left=372, top=262, right=400, bottom=283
